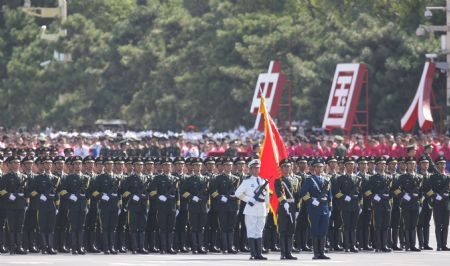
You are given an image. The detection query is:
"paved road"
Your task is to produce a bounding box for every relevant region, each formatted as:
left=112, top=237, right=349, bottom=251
left=1, top=249, right=450, bottom=266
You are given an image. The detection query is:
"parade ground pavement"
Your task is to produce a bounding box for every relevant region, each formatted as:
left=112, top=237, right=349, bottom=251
left=2, top=247, right=450, bottom=266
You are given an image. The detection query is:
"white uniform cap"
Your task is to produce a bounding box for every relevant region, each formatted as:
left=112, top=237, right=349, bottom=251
left=248, top=159, right=261, bottom=167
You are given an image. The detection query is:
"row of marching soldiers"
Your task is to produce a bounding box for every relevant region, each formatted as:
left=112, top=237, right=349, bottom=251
left=0, top=153, right=449, bottom=260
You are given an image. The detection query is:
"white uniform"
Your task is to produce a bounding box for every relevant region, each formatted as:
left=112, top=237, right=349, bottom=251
left=235, top=175, right=270, bottom=238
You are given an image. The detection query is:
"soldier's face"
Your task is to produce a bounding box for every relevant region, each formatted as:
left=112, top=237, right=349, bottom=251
left=437, top=161, right=446, bottom=172
left=22, top=162, right=33, bottom=172
left=162, top=163, right=172, bottom=173
left=104, top=162, right=114, bottom=172
left=297, top=162, right=307, bottom=172
left=84, top=162, right=94, bottom=172
left=72, top=162, right=82, bottom=172
left=133, top=163, right=143, bottom=173
left=95, top=163, right=104, bottom=172
left=43, top=161, right=52, bottom=172
left=224, top=164, right=233, bottom=172
left=114, top=163, right=124, bottom=172
left=358, top=162, right=368, bottom=172
left=54, top=162, right=64, bottom=172
left=235, top=163, right=244, bottom=172
left=327, top=162, right=337, bottom=171
left=193, top=164, right=201, bottom=174
left=250, top=166, right=260, bottom=176
left=345, top=163, right=354, bottom=173
left=174, top=163, right=184, bottom=173
left=376, top=162, right=386, bottom=172
left=9, top=161, right=20, bottom=172
left=313, top=165, right=324, bottom=175
left=406, top=162, right=416, bottom=172
left=388, top=162, right=397, bottom=172
left=205, top=163, right=215, bottom=172
left=420, top=161, right=429, bottom=171
left=281, top=164, right=290, bottom=175
left=144, top=163, right=154, bottom=172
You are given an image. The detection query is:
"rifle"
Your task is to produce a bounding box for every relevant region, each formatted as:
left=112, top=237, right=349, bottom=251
left=247, top=179, right=269, bottom=207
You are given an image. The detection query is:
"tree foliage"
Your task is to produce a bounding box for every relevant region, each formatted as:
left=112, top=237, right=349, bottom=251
left=0, top=0, right=443, bottom=131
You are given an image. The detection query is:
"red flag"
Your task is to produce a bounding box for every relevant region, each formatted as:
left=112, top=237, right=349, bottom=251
left=258, top=96, right=287, bottom=224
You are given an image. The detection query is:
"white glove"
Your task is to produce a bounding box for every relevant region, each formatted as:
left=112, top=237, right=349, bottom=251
left=192, top=196, right=200, bottom=202
left=283, top=202, right=289, bottom=212
left=436, top=194, right=443, bottom=201
left=158, top=195, right=167, bottom=202
left=359, top=208, right=362, bottom=214
left=132, top=195, right=140, bottom=201
left=40, top=194, right=47, bottom=202
left=101, top=193, right=110, bottom=201
left=374, top=194, right=381, bottom=202
left=295, top=212, right=299, bottom=219
left=344, top=195, right=351, bottom=202
left=176, top=209, right=179, bottom=217
left=403, top=193, right=411, bottom=201
left=118, top=209, right=121, bottom=216
left=56, top=209, right=58, bottom=215
left=69, top=194, right=78, bottom=202
left=9, top=194, right=16, bottom=201
left=220, top=196, right=228, bottom=203
left=312, top=199, right=320, bottom=206
left=248, top=197, right=256, bottom=204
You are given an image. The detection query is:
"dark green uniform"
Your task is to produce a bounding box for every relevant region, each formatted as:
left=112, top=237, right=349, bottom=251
left=334, top=172, right=361, bottom=252
left=120, top=172, right=148, bottom=254
left=358, top=171, right=373, bottom=250
left=366, top=172, right=392, bottom=252
left=60, top=172, right=88, bottom=254
left=181, top=172, right=209, bottom=254
left=393, top=172, right=421, bottom=251
left=148, top=170, right=179, bottom=254
left=30, top=172, right=59, bottom=254
left=54, top=171, right=69, bottom=253
left=426, top=169, right=450, bottom=251
left=22, top=171, right=39, bottom=253
left=0, top=170, right=28, bottom=254
left=417, top=170, right=433, bottom=250
left=88, top=170, right=120, bottom=254
left=294, top=171, right=310, bottom=252
left=173, top=171, right=189, bottom=253
left=274, top=175, right=298, bottom=259
left=388, top=170, right=402, bottom=250
left=210, top=171, right=240, bottom=254
left=84, top=171, right=100, bottom=253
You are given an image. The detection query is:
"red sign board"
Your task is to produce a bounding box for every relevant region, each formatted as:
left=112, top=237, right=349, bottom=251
left=322, top=63, right=367, bottom=131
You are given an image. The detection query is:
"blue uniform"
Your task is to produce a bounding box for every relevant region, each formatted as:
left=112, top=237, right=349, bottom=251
left=298, top=175, right=331, bottom=237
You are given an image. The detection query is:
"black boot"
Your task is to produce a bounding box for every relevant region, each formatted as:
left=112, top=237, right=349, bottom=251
left=118, top=231, right=127, bottom=253
left=312, top=237, right=320, bottom=259
left=139, top=232, right=149, bottom=254
left=197, top=232, right=207, bottom=254
left=47, top=233, right=57, bottom=254
left=248, top=238, right=256, bottom=259
left=436, top=228, right=443, bottom=251
left=392, top=229, right=402, bottom=250
left=88, top=231, right=100, bottom=253
left=9, top=232, right=16, bottom=255
left=148, top=231, right=159, bottom=253
left=102, top=232, right=110, bottom=254
left=159, top=231, right=167, bottom=254
left=131, top=233, right=138, bottom=254
left=285, top=236, right=297, bottom=260
left=375, top=230, right=382, bottom=252
left=363, top=227, right=373, bottom=250
left=318, top=237, right=330, bottom=259
left=271, top=229, right=280, bottom=251
left=343, top=230, right=350, bottom=252
left=279, top=235, right=286, bottom=259
left=190, top=232, right=198, bottom=254
left=71, top=232, right=78, bottom=255
left=167, top=232, right=176, bottom=254
left=180, top=231, right=189, bottom=253
left=109, top=232, right=118, bottom=254
left=227, top=232, right=237, bottom=254
left=28, top=232, right=39, bottom=253
left=381, top=230, right=391, bottom=252
left=302, top=229, right=312, bottom=251
left=209, top=230, right=220, bottom=252
left=410, top=229, right=421, bottom=252
left=333, top=228, right=343, bottom=251
left=350, top=230, right=358, bottom=252
left=417, top=227, right=424, bottom=250
left=221, top=232, right=228, bottom=253
left=423, top=227, right=433, bottom=250
left=442, top=227, right=450, bottom=251
left=16, top=233, right=27, bottom=255
left=77, top=232, right=86, bottom=254
left=59, top=231, right=69, bottom=253
left=255, top=238, right=267, bottom=260
left=40, top=233, right=48, bottom=254
left=0, top=231, right=8, bottom=253
left=404, top=230, right=411, bottom=251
